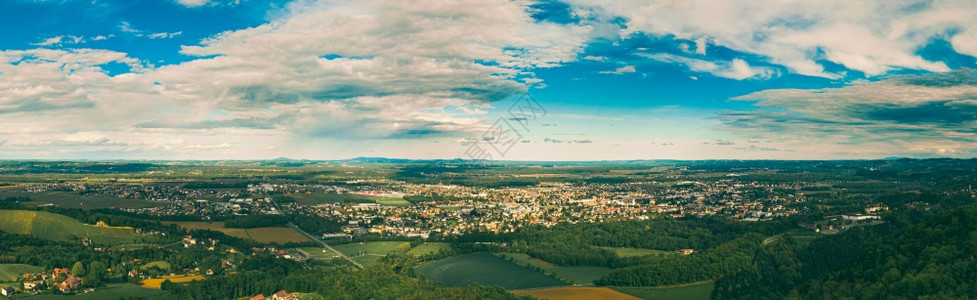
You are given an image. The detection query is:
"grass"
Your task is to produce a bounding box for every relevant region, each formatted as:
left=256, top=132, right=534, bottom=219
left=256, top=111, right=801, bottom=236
left=0, top=191, right=166, bottom=210
left=611, top=281, right=715, bottom=300
left=496, top=253, right=613, bottom=285
left=512, top=287, right=640, bottom=300
left=287, top=192, right=410, bottom=206
left=599, top=247, right=678, bottom=258
left=140, top=274, right=206, bottom=289
left=140, top=261, right=172, bottom=272
left=162, top=221, right=310, bottom=243
left=13, top=283, right=173, bottom=300
left=298, top=247, right=339, bottom=260
left=0, top=264, right=43, bottom=281
left=764, top=229, right=822, bottom=246
left=406, top=242, right=450, bottom=256
left=0, top=209, right=138, bottom=245
left=330, top=241, right=408, bottom=266
left=414, top=252, right=566, bottom=290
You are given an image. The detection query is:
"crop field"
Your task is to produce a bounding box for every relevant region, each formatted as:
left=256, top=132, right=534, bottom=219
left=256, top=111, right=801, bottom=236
left=496, top=253, right=613, bottom=285
left=512, top=287, right=640, bottom=300
left=599, top=247, right=677, bottom=258
left=0, top=191, right=166, bottom=210
left=611, top=281, right=715, bottom=300
left=0, top=210, right=138, bottom=244
left=140, top=274, right=206, bottom=289
left=14, top=283, right=173, bottom=300
left=414, top=252, right=566, bottom=290
left=406, top=242, right=450, bottom=256
left=0, top=264, right=43, bottom=281
left=162, top=221, right=310, bottom=243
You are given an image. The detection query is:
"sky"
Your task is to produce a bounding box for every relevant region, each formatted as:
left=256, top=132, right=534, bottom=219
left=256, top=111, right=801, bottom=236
left=2, top=0, right=977, bottom=160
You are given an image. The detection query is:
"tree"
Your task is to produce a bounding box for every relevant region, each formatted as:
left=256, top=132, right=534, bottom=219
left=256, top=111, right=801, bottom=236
left=71, top=261, right=85, bottom=277
left=85, top=261, right=106, bottom=287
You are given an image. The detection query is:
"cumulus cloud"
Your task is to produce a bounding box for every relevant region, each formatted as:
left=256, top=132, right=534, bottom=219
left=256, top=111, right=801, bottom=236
left=566, top=0, right=968, bottom=78
left=717, top=69, right=977, bottom=156
left=640, top=53, right=775, bottom=80
left=175, top=0, right=209, bottom=7
left=599, top=65, right=636, bottom=74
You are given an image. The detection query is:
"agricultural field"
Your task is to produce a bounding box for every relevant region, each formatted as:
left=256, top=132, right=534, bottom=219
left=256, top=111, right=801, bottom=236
left=599, top=247, right=678, bottom=258
left=414, top=252, right=566, bottom=290
left=14, top=283, right=173, bottom=300
left=611, top=281, right=715, bottom=300
left=140, top=274, right=206, bottom=289
left=0, top=191, right=166, bottom=210
left=0, top=264, right=43, bottom=281
left=296, top=247, right=338, bottom=260
left=406, top=242, right=450, bottom=256
left=0, top=210, right=138, bottom=245
left=496, top=253, right=613, bottom=285
left=331, top=241, right=409, bottom=266
left=512, top=287, right=640, bottom=300
left=162, top=221, right=310, bottom=243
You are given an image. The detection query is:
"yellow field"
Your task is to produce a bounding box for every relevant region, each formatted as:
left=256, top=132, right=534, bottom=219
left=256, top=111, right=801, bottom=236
left=140, top=274, right=206, bottom=289
left=512, top=287, right=640, bottom=300
left=163, top=221, right=310, bottom=243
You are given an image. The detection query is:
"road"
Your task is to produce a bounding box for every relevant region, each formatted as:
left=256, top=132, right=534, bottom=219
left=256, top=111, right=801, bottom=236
left=262, top=190, right=363, bottom=269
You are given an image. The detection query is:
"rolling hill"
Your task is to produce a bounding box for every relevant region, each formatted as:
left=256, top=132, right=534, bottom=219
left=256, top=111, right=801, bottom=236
left=0, top=209, right=138, bottom=245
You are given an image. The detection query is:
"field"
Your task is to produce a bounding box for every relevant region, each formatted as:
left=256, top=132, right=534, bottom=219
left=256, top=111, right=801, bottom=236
left=414, top=252, right=566, bottom=290
left=599, top=247, right=677, bottom=258
left=0, top=191, right=166, bottom=210
left=13, top=283, right=173, bottom=300
left=406, top=242, right=450, bottom=256
left=611, top=281, right=715, bottom=300
left=287, top=192, right=410, bottom=206
left=0, top=210, right=138, bottom=245
left=497, top=253, right=613, bottom=285
left=512, top=287, right=640, bottom=300
left=331, top=241, right=409, bottom=266
left=140, top=274, right=207, bottom=289
left=0, top=264, right=43, bottom=281
left=140, top=261, right=172, bottom=271
left=162, top=221, right=310, bottom=243
left=297, top=247, right=339, bottom=260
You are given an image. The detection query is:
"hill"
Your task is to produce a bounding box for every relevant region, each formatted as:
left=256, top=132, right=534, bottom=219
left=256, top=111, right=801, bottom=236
left=0, top=209, right=138, bottom=245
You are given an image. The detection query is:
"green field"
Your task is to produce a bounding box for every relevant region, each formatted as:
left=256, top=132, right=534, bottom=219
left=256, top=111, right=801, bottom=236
left=140, top=261, right=172, bottom=272
left=330, top=241, right=409, bottom=266
left=611, top=281, right=715, bottom=300
left=12, top=283, right=173, bottom=299
left=415, top=252, right=567, bottom=290
left=599, top=247, right=677, bottom=258
left=496, top=253, right=613, bottom=285
left=0, top=210, right=139, bottom=245
left=406, top=242, right=450, bottom=256
left=0, top=264, right=43, bottom=281
left=287, top=192, right=410, bottom=206
left=298, top=247, right=339, bottom=260
left=0, top=191, right=166, bottom=210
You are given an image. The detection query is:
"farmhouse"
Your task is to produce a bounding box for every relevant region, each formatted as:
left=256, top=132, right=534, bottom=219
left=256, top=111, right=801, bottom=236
left=1, top=287, right=14, bottom=297
left=679, top=248, right=695, bottom=255
left=273, top=290, right=296, bottom=300
left=250, top=294, right=266, bottom=300
left=23, top=281, right=38, bottom=290
left=59, top=276, right=82, bottom=292
left=53, top=268, right=69, bottom=277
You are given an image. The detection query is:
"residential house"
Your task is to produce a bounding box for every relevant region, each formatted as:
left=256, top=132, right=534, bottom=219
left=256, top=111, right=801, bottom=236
left=1, top=287, right=14, bottom=297
left=59, top=276, right=82, bottom=292
left=272, top=290, right=296, bottom=300
left=53, top=268, right=69, bottom=277
left=23, top=281, right=38, bottom=290
left=250, top=294, right=266, bottom=300
left=679, top=248, right=695, bottom=255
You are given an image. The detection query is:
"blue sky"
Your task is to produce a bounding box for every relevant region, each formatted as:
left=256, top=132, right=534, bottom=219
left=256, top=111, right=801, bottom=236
left=2, top=0, right=977, bottom=160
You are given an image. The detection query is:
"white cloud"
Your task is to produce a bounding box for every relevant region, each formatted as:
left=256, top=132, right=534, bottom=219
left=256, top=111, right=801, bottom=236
left=565, top=0, right=970, bottom=78
left=640, top=53, right=774, bottom=80
left=599, top=65, right=636, bottom=74
left=175, top=0, right=209, bottom=8
left=148, top=31, right=183, bottom=39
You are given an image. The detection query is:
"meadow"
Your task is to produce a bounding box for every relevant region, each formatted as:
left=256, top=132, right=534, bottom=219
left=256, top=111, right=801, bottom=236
left=0, top=264, right=43, bottom=281
left=414, top=252, right=566, bottom=290
left=0, top=191, right=165, bottom=210
left=496, top=252, right=613, bottom=285
left=330, top=241, right=409, bottom=266
left=162, top=221, right=310, bottom=243
left=0, top=210, right=138, bottom=245
left=13, top=283, right=173, bottom=300
left=406, top=242, right=450, bottom=256
left=598, top=247, right=678, bottom=258
left=610, top=281, right=715, bottom=300
left=512, top=287, right=640, bottom=300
